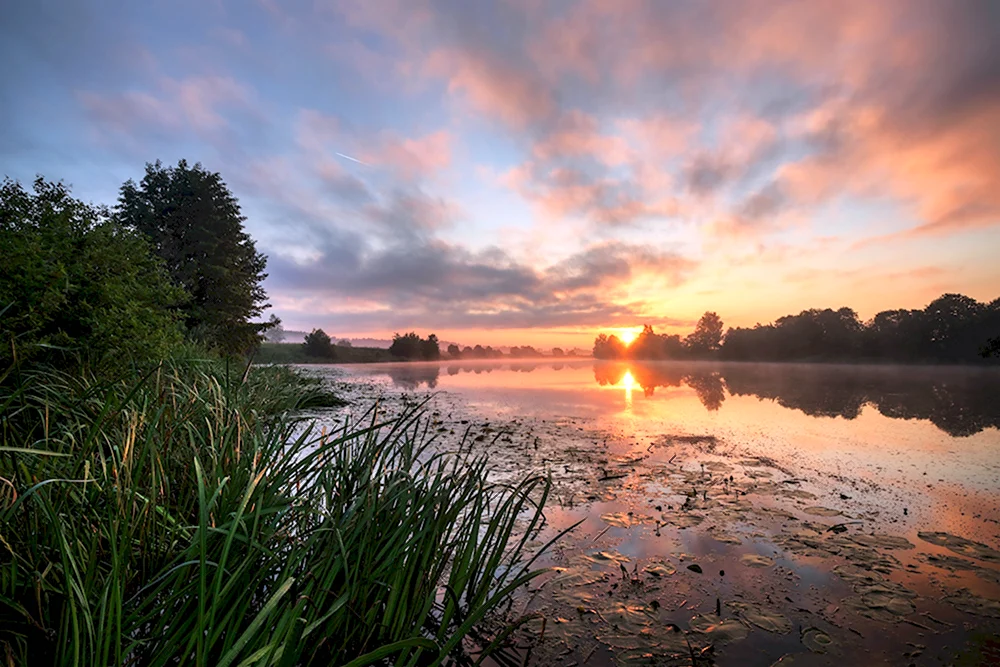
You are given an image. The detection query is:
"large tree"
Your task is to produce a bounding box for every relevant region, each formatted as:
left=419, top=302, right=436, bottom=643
left=686, top=311, right=725, bottom=354
left=0, top=177, right=183, bottom=372
left=116, top=160, right=270, bottom=355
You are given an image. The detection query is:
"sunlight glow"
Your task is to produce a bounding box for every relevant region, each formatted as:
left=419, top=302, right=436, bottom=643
left=622, top=370, right=635, bottom=410
left=620, top=330, right=638, bottom=346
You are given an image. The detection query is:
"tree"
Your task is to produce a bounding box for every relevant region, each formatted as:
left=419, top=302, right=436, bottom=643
left=0, top=177, right=184, bottom=373
left=336, top=339, right=353, bottom=347
left=264, top=314, right=285, bottom=343
left=302, top=329, right=336, bottom=360
left=686, top=312, right=724, bottom=355
left=422, top=334, right=441, bottom=360
left=551, top=347, right=564, bottom=357
left=593, top=333, right=626, bottom=359
left=447, top=343, right=461, bottom=358
left=389, top=332, right=440, bottom=360
left=116, top=160, right=270, bottom=355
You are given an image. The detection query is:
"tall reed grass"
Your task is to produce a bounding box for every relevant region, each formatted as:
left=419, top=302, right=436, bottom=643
left=0, top=362, right=561, bottom=666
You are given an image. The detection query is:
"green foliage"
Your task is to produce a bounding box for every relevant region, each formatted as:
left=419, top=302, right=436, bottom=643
left=0, top=362, right=560, bottom=666
left=302, top=328, right=336, bottom=360
left=0, top=177, right=184, bottom=373
left=116, top=160, right=270, bottom=356
left=389, top=332, right=440, bottom=360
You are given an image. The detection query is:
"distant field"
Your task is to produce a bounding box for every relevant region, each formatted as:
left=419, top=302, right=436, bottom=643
left=256, top=342, right=396, bottom=364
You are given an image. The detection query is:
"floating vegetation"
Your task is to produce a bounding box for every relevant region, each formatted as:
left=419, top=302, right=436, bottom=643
left=742, top=609, right=794, bottom=634
left=803, top=506, right=843, bottom=517
left=741, top=553, right=776, bottom=568
left=942, top=589, right=1000, bottom=618
left=689, top=614, right=750, bottom=644
left=918, top=532, right=1000, bottom=563
left=801, top=627, right=833, bottom=653
left=644, top=562, right=676, bottom=577
left=601, top=511, right=655, bottom=528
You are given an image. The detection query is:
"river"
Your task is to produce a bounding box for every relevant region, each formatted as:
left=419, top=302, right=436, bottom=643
left=307, top=360, right=1000, bottom=666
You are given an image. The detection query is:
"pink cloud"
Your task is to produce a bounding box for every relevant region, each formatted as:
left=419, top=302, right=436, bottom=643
left=424, top=48, right=555, bottom=128
left=361, top=130, right=452, bottom=180
left=532, top=111, right=632, bottom=165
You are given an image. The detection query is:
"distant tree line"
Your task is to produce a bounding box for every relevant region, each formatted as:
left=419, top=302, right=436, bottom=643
left=445, top=344, right=576, bottom=360
left=594, top=295, right=1000, bottom=364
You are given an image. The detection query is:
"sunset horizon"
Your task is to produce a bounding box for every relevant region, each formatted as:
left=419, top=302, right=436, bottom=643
left=5, top=0, right=999, bottom=350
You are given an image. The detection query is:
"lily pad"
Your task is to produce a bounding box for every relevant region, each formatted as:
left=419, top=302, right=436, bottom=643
left=590, top=550, right=631, bottom=564
left=918, top=532, right=1000, bottom=563
left=551, top=567, right=610, bottom=587
left=943, top=588, right=1000, bottom=618
left=743, top=609, right=793, bottom=634
left=741, top=553, right=775, bottom=568
left=600, top=512, right=634, bottom=528
left=689, top=614, right=749, bottom=644
left=801, top=627, right=833, bottom=653
left=663, top=512, right=705, bottom=528
left=849, top=534, right=914, bottom=550
left=803, top=506, right=842, bottom=517
left=644, top=563, right=676, bottom=577
left=603, top=602, right=657, bottom=630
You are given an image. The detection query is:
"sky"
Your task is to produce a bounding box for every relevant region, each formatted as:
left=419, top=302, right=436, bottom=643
left=2, top=0, right=999, bottom=348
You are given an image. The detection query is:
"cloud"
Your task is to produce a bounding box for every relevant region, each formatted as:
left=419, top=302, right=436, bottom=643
left=77, top=75, right=255, bottom=146
left=264, top=221, right=697, bottom=329
left=424, top=48, right=555, bottom=128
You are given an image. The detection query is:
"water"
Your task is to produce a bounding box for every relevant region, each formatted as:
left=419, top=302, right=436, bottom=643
left=308, top=360, right=1000, bottom=666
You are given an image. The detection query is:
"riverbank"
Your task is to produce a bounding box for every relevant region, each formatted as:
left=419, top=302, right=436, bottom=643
left=312, top=361, right=1000, bottom=666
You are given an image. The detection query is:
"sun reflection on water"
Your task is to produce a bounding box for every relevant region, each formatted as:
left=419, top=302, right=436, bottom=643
left=622, top=370, right=634, bottom=410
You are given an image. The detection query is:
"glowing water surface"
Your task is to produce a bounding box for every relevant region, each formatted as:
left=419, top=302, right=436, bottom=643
left=313, top=360, right=1000, bottom=665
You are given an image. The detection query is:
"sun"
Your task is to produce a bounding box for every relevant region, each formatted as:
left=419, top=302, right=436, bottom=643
left=619, top=329, right=638, bottom=346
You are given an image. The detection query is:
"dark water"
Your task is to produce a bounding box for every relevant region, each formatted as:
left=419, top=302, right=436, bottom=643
left=315, top=360, right=1000, bottom=666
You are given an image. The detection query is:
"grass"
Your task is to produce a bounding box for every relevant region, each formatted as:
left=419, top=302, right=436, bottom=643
left=0, top=359, right=564, bottom=666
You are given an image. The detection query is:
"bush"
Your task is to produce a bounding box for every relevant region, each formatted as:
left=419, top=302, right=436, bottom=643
left=0, top=177, right=184, bottom=374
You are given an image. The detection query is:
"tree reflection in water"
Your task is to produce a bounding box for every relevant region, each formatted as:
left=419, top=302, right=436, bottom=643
left=379, top=361, right=999, bottom=437
left=595, top=361, right=1000, bottom=436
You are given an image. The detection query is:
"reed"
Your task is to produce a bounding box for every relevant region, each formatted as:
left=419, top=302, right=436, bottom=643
left=0, top=361, right=561, bottom=666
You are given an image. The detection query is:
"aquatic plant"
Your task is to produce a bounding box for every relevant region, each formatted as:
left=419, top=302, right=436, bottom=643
left=0, top=362, right=560, bottom=665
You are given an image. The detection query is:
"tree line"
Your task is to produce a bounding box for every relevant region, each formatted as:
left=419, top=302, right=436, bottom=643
left=2, top=160, right=273, bottom=375
left=594, top=295, right=1000, bottom=363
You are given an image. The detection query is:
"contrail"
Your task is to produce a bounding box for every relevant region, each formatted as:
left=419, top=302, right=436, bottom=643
left=336, top=152, right=370, bottom=166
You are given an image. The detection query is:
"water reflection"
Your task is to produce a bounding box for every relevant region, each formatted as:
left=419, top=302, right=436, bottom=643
left=595, top=361, right=1000, bottom=437
left=371, top=360, right=1000, bottom=437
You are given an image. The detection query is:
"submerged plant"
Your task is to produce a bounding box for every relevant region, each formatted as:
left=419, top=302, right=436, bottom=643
left=0, top=362, right=564, bottom=666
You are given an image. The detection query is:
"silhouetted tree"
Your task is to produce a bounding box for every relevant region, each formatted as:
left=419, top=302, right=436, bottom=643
left=551, top=347, right=565, bottom=357
left=593, top=333, right=627, bottom=359
left=302, top=328, right=336, bottom=360
left=447, top=343, right=461, bottom=358
left=116, top=160, right=270, bottom=355
left=389, top=332, right=440, bottom=360
left=686, top=312, right=724, bottom=355
left=336, top=339, right=352, bottom=347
